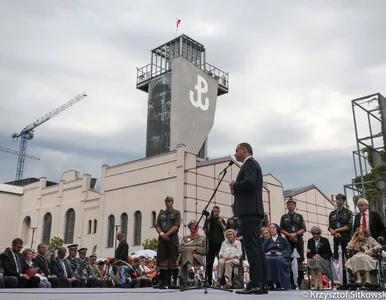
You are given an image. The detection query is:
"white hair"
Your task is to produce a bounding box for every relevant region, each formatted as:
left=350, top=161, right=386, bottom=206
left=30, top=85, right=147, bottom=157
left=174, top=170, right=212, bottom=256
left=357, top=198, right=369, bottom=206
left=310, top=226, right=322, bottom=234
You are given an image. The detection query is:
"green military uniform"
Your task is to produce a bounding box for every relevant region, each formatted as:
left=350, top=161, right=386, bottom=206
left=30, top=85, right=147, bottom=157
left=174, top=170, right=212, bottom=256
left=280, top=208, right=306, bottom=286
left=156, top=207, right=181, bottom=262
left=155, top=196, right=181, bottom=288
left=92, top=264, right=102, bottom=279
left=328, top=206, right=353, bottom=258
left=178, top=230, right=206, bottom=282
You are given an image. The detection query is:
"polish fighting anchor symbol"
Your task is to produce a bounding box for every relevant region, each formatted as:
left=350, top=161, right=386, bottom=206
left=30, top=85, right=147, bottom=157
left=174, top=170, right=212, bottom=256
left=189, top=74, right=209, bottom=111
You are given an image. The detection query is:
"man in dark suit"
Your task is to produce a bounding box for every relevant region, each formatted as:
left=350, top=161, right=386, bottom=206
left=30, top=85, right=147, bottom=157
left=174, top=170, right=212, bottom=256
left=353, top=198, right=386, bottom=241
left=0, top=238, right=40, bottom=288
left=0, top=258, right=18, bottom=288
left=49, top=247, right=80, bottom=287
left=34, top=243, right=69, bottom=288
left=115, top=232, right=129, bottom=263
left=230, top=142, right=267, bottom=294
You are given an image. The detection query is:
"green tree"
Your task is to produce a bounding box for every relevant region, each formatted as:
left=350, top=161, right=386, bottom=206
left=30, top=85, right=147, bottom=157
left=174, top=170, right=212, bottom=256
left=142, top=238, right=158, bottom=251
left=47, top=236, right=64, bottom=252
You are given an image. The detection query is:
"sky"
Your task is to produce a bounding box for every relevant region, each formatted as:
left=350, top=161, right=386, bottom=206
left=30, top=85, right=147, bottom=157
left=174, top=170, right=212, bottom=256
left=1, top=0, right=386, bottom=210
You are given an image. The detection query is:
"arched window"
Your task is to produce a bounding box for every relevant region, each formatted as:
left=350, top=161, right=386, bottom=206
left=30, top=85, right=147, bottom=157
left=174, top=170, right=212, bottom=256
left=64, top=209, right=76, bottom=244
left=133, top=211, right=142, bottom=246
left=120, top=213, right=128, bottom=240
left=151, top=211, right=156, bottom=227
left=93, top=219, right=97, bottom=234
left=107, top=215, right=115, bottom=248
left=21, top=216, right=31, bottom=243
left=88, top=220, right=92, bottom=234
left=42, top=213, right=52, bottom=244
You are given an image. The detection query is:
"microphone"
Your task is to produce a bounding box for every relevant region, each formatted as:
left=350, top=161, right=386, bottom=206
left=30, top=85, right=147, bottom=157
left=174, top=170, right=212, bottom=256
left=219, top=161, right=234, bottom=175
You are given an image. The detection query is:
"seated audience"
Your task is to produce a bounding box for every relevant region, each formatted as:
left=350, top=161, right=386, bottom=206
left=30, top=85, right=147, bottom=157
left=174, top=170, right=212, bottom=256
left=0, top=238, right=40, bottom=288
left=215, top=229, right=242, bottom=289
left=0, top=259, right=18, bottom=288
left=307, top=226, right=332, bottom=290
left=34, top=243, right=68, bottom=288
left=49, top=247, right=80, bottom=287
left=22, top=248, right=51, bottom=288
left=261, top=227, right=270, bottom=241
left=178, top=220, right=206, bottom=287
left=263, top=223, right=291, bottom=290
left=346, top=227, right=382, bottom=285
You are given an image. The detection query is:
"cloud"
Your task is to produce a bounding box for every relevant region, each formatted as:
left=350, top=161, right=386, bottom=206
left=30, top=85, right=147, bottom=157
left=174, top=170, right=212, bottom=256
left=1, top=0, right=386, bottom=203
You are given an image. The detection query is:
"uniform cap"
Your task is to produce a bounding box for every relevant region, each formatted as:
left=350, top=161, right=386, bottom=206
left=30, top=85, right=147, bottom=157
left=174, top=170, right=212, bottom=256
left=188, top=220, right=198, bottom=229
left=78, top=248, right=88, bottom=254
left=97, top=260, right=105, bottom=265
left=90, top=254, right=97, bottom=260
left=286, top=198, right=296, bottom=205
left=165, top=196, right=174, bottom=202
left=67, top=244, right=79, bottom=251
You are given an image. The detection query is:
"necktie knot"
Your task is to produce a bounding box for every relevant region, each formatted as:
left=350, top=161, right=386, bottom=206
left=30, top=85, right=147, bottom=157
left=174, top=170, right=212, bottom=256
left=362, top=213, right=366, bottom=216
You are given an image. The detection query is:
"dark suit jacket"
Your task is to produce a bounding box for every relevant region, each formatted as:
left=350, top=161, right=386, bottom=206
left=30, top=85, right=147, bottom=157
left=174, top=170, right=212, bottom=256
left=115, top=240, right=129, bottom=262
left=307, top=236, right=333, bottom=261
left=50, top=257, right=74, bottom=279
left=353, top=210, right=386, bottom=241
left=0, top=251, right=22, bottom=277
left=233, top=157, right=264, bottom=218
left=33, top=254, right=51, bottom=276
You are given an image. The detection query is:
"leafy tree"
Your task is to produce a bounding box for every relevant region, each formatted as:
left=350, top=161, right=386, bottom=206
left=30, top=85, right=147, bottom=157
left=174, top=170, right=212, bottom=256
left=142, top=238, right=158, bottom=251
left=47, top=236, right=64, bottom=252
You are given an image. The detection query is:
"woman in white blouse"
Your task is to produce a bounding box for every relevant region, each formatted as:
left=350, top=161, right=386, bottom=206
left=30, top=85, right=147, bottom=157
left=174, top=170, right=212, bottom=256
left=215, top=229, right=243, bottom=289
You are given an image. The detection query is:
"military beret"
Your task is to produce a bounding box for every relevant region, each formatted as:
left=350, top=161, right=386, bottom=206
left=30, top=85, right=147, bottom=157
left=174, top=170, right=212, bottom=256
left=67, top=244, right=78, bottom=251
left=78, top=248, right=87, bottom=254
left=336, top=193, right=347, bottom=201
left=89, top=254, right=97, bottom=260
left=286, top=198, right=296, bottom=205
left=188, top=220, right=198, bottom=229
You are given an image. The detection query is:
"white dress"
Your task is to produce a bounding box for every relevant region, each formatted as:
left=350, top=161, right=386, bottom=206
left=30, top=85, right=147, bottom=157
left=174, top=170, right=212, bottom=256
left=345, top=236, right=381, bottom=273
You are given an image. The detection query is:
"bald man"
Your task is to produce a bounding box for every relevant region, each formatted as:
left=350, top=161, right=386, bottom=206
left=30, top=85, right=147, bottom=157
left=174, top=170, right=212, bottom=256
left=353, top=198, right=386, bottom=241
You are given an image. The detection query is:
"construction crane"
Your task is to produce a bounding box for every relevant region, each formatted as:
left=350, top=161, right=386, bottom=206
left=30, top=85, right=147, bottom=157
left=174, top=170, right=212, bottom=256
left=0, top=146, right=40, bottom=161
left=12, top=93, right=87, bottom=181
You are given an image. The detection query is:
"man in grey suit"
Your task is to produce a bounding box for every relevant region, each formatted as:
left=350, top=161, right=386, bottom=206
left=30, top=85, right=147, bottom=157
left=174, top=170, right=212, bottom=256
left=230, top=142, right=267, bottom=295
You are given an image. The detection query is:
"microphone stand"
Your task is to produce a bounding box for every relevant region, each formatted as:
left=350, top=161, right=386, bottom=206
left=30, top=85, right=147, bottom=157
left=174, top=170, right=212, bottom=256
left=180, top=167, right=233, bottom=294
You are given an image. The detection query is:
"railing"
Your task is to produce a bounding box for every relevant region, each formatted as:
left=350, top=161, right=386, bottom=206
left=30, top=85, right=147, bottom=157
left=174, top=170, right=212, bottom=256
left=137, top=61, right=229, bottom=90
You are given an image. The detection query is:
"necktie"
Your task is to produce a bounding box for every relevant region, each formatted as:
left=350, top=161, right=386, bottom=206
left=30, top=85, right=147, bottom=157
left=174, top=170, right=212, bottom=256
left=362, top=213, right=367, bottom=229
left=61, top=260, right=68, bottom=278
left=15, top=254, right=22, bottom=275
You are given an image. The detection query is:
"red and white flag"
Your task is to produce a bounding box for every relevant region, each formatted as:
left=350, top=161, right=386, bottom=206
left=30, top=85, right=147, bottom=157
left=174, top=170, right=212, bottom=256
left=176, top=18, right=181, bottom=28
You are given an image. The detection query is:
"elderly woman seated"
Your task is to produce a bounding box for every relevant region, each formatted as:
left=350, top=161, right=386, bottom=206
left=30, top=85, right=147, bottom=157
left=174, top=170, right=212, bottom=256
left=307, top=226, right=332, bottom=290
left=263, top=223, right=291, bottom=290
left=215, top=229, right=243, bottom=289
left=178, top=220, right=206, bottom=287
left=346, top=227, right=382, bottom=285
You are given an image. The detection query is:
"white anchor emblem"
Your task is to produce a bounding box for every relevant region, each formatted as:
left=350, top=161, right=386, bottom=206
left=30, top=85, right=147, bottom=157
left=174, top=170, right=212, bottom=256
left=189, top=74, right=209, bottom=111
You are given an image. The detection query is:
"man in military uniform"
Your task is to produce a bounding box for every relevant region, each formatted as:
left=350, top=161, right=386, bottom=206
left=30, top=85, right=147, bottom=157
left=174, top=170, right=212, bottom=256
left=67, top=244, right=86, bottom=287
left=280, top=198, right=306, bottom=288
left=328, top=193, right=352, bottom=289
left=90, top=255, right=102, bottom=279
left=226, top=203, right=244, bottom=259
left=155, top=196, right=181, bottom=289
left=178, top=220, right=206, bottom=287
left=78, top=248, right=107, bottom=287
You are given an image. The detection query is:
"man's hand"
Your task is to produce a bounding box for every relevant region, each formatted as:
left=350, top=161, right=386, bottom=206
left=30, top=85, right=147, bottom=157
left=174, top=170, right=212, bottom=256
left=229, top=181, right=235, bottom=195
left=335, top=233, right=341, bottom=238
left=218, top=217, right=223, bottom=223
left=330, top=229, right=336, bottom=235
left=161, top=233, right=169, bottom=241
left=0, top=272, right=3, bottom=278
left=22, top=274, right=30, bottom=280
left=50, top=274, right=57, bottom=278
